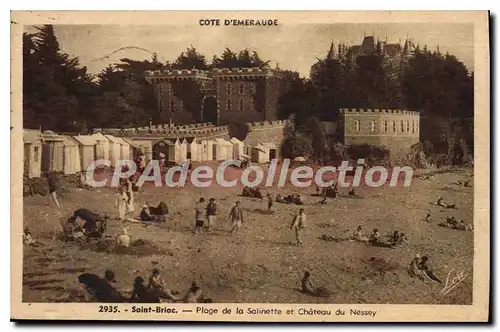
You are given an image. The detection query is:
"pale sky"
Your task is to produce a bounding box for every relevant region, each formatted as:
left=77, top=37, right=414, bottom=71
left=25, top=23, right=474, bottom=77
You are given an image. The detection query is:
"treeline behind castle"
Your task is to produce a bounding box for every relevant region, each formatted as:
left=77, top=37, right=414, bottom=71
left=23, top=25, right=474, bottom=162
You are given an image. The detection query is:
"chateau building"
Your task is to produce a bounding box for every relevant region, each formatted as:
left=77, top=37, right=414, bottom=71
left=144, top=67, right=283, bottom=126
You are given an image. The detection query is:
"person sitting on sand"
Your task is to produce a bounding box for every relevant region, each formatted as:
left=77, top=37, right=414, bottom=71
left=369, top=229, right=394, bottom=248
left=390, top=231, right=400, bottom=245
left=352, top=226, right=369, bottom=243
left=370, top=229, right=381, bottom=243
left=425, top=213, right=431, bottom=222
left=140, top=204, right=155, bottom=222
left=276, top=194, right=284, bottom=203
left=294, top=194, right=304, bottom=205
left=408, top=254, right=422, bottom=278
left=417, top=256, right=443, bottom=283
left=116, top=227, right=131, bottom=248
left=348, top=188, right=356, bottom=196
left=182, top=281, right=208, bottom=303
left=23, top=227, right=42, bottom=247
left=130, top=276, right=160, bottom=303
left=301, top=271, right=330, bottom=298
left=397, top=232, right=408, bottom=245
left=147, top=269, right=181, bottom=301
left=242, top=187, right=251, bottom=197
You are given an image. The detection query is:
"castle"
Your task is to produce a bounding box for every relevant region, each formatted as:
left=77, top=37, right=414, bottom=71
left=325, top=36, right=415, bottom=66
left=144, top=67, right=283, bottom=126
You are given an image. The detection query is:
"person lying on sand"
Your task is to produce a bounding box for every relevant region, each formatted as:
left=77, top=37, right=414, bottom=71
left=78, top=269, right=127, bottom=302
left=436, top=197, right=456, bottom=209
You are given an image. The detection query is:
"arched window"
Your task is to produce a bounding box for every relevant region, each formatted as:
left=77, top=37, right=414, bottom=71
left=239, top=99, right=244, bottom=111
left=407, top=121, right=410, bottom=133
left=370, top=120, right=376, bottom=133
left=239, top=83, right=244, bottom=95
left=251, top=83, right=256, bottom=94
left=227, top=99, right=231, bottom=111
left=412, top=121, right=415, bottom=133
left=355, top=120, right=360, bottom=132
left=226, top=82, right=231, bottom=95
left=168, top=83, right=173, bottom=95
left=401, top=121, right=405, bottom=132
left=248, top=98, right=253, bottom=110
left=393, top=121, right=396, bottom=133
left=384, top=120, right=388, bottom=133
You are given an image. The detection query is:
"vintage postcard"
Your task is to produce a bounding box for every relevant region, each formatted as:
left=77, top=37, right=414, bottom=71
left=11, top=11, right=489, bottom=322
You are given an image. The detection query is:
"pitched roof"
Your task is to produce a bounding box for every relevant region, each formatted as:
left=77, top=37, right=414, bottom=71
left=61, top=135, right=79, bottom=147
left=90, top=132, right=110, bottom=142
left=23, top=129, right=41, bottom=144
left=104, top=135, right=129, bottom=145
left=230, top=137, right=244, bottom=144
left=72, top=135, right=97, bottom=146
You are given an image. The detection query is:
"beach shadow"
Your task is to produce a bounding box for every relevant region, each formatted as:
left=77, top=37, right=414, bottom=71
left=53, top=267, right=87, bottom=274
left=255, top=239, right=297, bottom=247
left=23, top=279, right=64, bottom=287
left=23, top=272, right=52, bottom=278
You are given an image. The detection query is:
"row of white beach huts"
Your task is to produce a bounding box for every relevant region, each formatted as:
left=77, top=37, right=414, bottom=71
left=24, top=129, right=278, bottom=179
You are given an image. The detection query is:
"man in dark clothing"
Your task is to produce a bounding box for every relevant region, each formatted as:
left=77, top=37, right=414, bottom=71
left=195, top=198, right=206, bottom=234
left=206, top=198, right=217, bottom=231
left=46, top=172, right=61, bottom=209
left=266, top=193, right=273, bottom=213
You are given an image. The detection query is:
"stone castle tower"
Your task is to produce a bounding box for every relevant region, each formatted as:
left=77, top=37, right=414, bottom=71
left=144, top=67, right=283, bottom=126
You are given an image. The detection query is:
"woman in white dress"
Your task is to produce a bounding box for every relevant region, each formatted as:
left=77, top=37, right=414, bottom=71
left=115, top=186, right=129, bottom=221
left=126, top=178, right=135, bottom=215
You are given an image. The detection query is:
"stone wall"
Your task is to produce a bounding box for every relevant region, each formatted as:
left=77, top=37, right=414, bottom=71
left=339, top=108, right=420, bottom=160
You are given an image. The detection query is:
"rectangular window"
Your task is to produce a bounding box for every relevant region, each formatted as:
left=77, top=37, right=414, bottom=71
left=33, top=146, right=39, bottom=162
left=168, top=83, right=173, bottom=95
left=239, top=83, right=244, bottom=95
left=384, top=120, right=388, bottom=133
left=393, top=121, right=396, bottom=133
left=355, top=120, right=360, bottom=132
left=239, top=99, right=244, bottom=111
left=170, top=100, right=175, bottom=113
left=407, top=121, right=410, bottom=133
left=370, top=120, right=376, bottom=133
left=412, top=121, right=415, bottom=133
left=227, top=99, right=231, bottom=111
left=226, top=82, right=231, bottom=95
left=251, top=83, right=256, bottom=94
left=401, top=121, right=405, bottom=132
left=159, top=99, right=164, bottom=112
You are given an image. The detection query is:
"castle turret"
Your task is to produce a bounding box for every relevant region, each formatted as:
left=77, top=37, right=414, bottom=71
left=326, top=40, right=337, bottom=60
